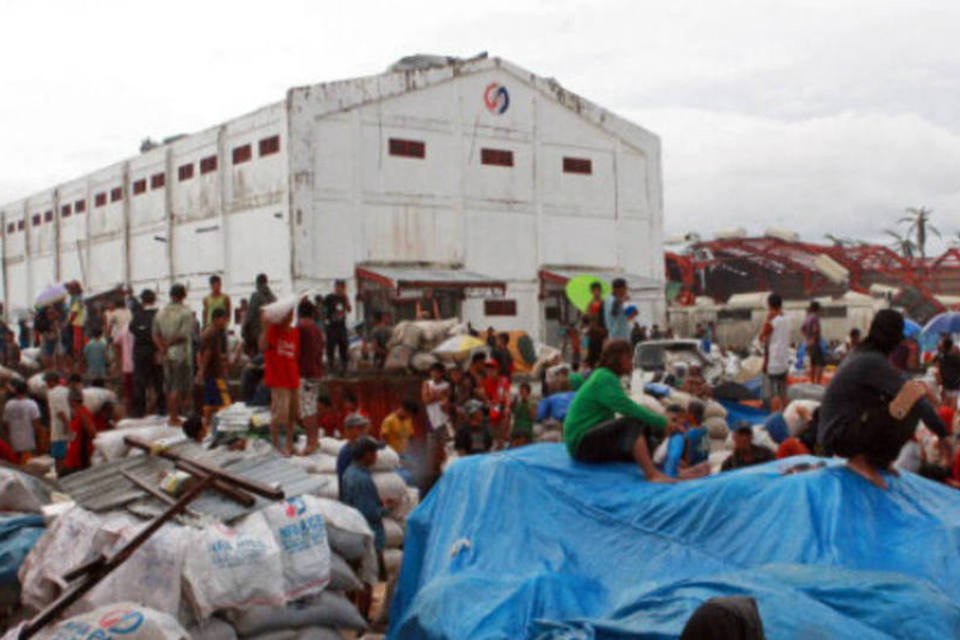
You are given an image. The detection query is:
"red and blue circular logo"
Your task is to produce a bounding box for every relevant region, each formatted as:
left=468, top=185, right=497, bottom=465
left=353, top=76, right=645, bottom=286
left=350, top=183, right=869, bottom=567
left=483, top=83, right=510, bottom=114
left=98, top=607, right=145, bottom=634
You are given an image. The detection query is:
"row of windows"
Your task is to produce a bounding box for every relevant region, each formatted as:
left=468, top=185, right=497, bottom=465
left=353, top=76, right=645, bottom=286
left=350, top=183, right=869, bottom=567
left=2, top=135, right=283, bottom=234
left=387, top=137, right=593, bottom=174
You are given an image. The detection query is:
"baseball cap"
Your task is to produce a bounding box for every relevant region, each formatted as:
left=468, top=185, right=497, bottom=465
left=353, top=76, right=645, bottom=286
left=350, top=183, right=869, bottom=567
left=352, top=436, right=386, bottom=460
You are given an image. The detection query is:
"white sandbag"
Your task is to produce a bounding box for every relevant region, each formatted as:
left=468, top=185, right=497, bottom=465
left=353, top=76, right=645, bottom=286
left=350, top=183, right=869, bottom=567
left=410, top=352, right=438, bottom=372
left=384, top=345, right=414, bottom=372
left=389, top=486, right=420, bottom=522
left=784, top=399, right=820, bottom=436
left=787, top=383, right=825, bottom=402
left=230, top=591, right=368, bottom=636
left=93, top=424, right=176, bottom=462
left=383, top=548, right=403, bottom=575
left=319, top=437, right=345, bottom=456
left=310, top=497, right=373, bottom=561
left=311, top=473, right=339, bottom=500
left=262, top=295, right=302, bottom=324
left=21, top=347, right=41, bottom=362
left=631, top=393, right=666, bottom=417
left=182, top=512, right=285, bottom=620
left=391, top=321, right=423, bottom=350
left=261, top=496, right=332, bottom=601
left=664, top=390, right=694, bottom=411
left=383, top=517, right=404, bottom=548
left=19, top=602, right=189, bottom=640
left=709, top=450, right=731, bottom=475
left=0, top=468, right=50, bottom=512
left=289, top=452, right=338, bottom=475
left=293, top=629, right=342, bottom=640
left=414, top=318, right=460, bottom=345
left=703, top=400, right=727, bottom=420
left=85, top=518, right=188, bottom=618
left=28, top=373, right=48, bottom=399
left=704, top=416, right=729, bottom=440
left=18, top=507, right=107, bottom=612
left=189, top=618, right=238, bottom=640
left=83, top=387, right=118, bottom=413
left=330, top=552, right=363, bottom=592
left=372, top=471, right=407, bottom=503
left=371, top=445, right=400, bottom=471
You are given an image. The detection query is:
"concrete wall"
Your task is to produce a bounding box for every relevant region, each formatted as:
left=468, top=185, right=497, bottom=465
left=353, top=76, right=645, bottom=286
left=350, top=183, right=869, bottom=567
left=0, top=102, right=289, bottom=315
left=288, top=58, right=664, bottom=341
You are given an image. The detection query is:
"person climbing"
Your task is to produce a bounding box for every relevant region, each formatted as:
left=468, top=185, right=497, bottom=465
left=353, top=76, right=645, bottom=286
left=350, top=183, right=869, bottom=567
left=819, top=309, right=950, bottom=489
left=563, top=339, right=675, bottom=483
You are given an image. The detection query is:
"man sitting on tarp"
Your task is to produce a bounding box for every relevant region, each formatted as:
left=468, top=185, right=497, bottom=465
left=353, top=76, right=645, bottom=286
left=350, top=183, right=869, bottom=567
left=563, top=339, right=676, bottom=483
left=820, top=309, right=950, bottom=489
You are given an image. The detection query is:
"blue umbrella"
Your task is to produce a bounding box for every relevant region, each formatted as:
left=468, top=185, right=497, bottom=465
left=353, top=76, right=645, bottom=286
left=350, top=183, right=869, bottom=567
left=921, top=311, right=960, bottom=341
left=903, top=318, right=922, bottom=339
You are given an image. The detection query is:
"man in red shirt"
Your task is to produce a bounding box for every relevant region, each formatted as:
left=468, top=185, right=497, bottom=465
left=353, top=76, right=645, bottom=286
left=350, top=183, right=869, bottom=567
left=297, top=298, right=325, bottom=454
left=62, top=389, right=97, bottom=476
left=482, top=359, right=510, bottom=445
left=260, top=307, right=301, bottom=455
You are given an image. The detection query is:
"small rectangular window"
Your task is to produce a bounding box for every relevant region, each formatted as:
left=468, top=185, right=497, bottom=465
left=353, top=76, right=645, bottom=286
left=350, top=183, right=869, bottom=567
left=75, top=199, right=86, bottom=213
left=484, top=299, right=517, bottom=316
left=150, top=172, right=165, bottom=189
left=178, top=163, right=194, bottom=181
left=132, top=179, right=147, bottom=195
left=481, top=148, right=514, bottom=167
left=94, top=193, right=107, bottom=207
left=44, top=210, right=53, bottom=223
left=232, top=144, right=252, bottom=165
left=258, top=135, right=280, bottom=157
left=32, top=214, right=41, bottom=227
left=563, top=157, right=592, bottom=175
left=200, top=155, right=218, bottom=174
left=388, top=138, right=426, bottom=159
left=110, top=187, right=123, bottom=202
left=61, top=204, right=72, bottom=218
left=17, top=221, right=24, bottom=231
left=6, top=223, right=14, bottom=234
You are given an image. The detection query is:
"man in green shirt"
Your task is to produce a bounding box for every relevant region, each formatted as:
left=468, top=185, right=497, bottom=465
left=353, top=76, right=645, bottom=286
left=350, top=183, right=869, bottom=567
left=564, top=339, right=674, bottom=483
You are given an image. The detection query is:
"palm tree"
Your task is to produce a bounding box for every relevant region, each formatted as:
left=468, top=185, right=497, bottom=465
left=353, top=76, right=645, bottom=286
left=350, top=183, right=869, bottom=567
left=824, top=233, right=857, bottom=247
left=885, top=229, right=916, bottom=258
left=899, top=207, right=940, bottom=259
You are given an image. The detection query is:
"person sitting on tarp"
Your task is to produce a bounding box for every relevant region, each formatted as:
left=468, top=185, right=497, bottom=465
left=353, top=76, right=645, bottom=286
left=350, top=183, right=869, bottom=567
left=455, top=400, right=493, bottom=456
left=819, top=309, right=950, bottom=489
left=722, top=422, right=775, bottom=472
left=655, top=403, right=710, bottom=479
left=563, top=339, right=675, bottom=483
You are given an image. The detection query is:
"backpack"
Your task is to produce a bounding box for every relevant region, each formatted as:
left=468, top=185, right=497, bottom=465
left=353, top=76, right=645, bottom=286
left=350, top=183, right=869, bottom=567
left=130, top=307, right=158, bottom=356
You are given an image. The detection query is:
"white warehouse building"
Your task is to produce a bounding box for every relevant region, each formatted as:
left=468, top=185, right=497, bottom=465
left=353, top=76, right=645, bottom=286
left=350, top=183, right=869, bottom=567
left=0, top=54, right=665, bottom=345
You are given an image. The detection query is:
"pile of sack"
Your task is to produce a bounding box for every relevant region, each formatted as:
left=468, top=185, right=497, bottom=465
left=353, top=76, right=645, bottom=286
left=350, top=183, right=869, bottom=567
left=383, top=318, right=466, bottom=373
left=17, top=494, right=377, bottom=638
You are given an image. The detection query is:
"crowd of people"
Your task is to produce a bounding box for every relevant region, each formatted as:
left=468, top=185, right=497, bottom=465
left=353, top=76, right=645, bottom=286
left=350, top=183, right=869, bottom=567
left=4, top=270, right=960, bottom=500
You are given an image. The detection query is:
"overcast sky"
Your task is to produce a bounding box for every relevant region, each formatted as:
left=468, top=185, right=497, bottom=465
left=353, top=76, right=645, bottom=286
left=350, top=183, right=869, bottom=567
left=2, top=0, right=958, bottom=252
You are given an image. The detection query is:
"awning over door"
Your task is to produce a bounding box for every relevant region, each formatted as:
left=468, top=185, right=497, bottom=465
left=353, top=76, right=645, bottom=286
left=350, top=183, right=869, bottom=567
left=538, top=268, right=662, bottom=297
left=356, top=265, right=506, bottom=299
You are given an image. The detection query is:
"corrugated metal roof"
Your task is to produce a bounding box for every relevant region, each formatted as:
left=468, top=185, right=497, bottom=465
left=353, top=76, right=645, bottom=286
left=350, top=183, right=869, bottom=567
left=358, top=265, right=505, bottom=288
left=58, top=442, right=325, bottom=523
left=542, top=268, right=663, bottom=291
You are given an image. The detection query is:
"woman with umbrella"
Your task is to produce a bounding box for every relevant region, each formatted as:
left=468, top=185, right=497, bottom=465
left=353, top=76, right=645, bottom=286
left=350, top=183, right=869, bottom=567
left=819, top=310, right=950, bottom=489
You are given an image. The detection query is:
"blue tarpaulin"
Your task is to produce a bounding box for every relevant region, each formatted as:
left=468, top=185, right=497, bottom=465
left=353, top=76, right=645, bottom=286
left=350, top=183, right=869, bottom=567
left=390, top=445, right=960, bottom=639
left=0, top=514, right=43, bottom=586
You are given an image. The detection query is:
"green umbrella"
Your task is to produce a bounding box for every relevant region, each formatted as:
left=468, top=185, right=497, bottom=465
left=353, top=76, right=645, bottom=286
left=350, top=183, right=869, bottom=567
left=565, top=275, right=611, bottom=313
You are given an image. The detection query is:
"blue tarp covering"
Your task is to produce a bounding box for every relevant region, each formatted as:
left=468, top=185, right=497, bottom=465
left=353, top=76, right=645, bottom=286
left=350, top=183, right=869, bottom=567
left=0, top=513, right=43, bottom=585
left=718, top=399, right=769, bottom=428
left=390, top=445, right=960, bottom=639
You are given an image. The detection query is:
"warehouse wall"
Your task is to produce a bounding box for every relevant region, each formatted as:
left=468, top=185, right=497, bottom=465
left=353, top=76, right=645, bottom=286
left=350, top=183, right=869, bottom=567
left=0, top=102, right=289, bottom=314
left=288, top=59, right=664, bottom=340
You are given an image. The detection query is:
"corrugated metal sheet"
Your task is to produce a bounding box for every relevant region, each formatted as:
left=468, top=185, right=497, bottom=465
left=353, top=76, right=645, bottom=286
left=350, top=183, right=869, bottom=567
left=58, top=442, right=325, bottom=523
left=358, top=265, right=505, bottom=288
left=545, top=268, right=662, bottom=292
